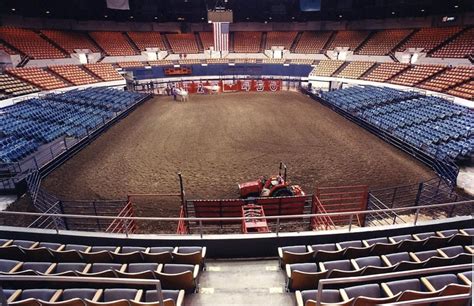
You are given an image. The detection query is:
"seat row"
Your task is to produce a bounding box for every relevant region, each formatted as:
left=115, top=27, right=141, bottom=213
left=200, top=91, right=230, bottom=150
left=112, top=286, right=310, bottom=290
left=0, top=260, right=200, bottom=291
left=278, top=228, right=473, bottom=266
left=0, top=240, right=206, bottom=266
left=4, top=288, right=184, bottom=306
left=286, top=244, right=473, bottom=290
left=296, top=270, right=472, bottom=306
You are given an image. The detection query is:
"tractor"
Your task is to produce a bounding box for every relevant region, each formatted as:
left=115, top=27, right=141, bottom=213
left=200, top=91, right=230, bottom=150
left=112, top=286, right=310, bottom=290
left=238, top=162, right=305, bottom=198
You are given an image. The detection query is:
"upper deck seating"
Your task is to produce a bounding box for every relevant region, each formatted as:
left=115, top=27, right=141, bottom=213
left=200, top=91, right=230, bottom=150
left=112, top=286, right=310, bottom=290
left=397, top=27, right=462, bottom=53
left=326, top=30, right=370, bottom=50
left=199, top=32, right=214, bottom=50
left=233, top=32, right=262, bottom=53
left=265, top=31, right=297, bottom=49
left=89, top=31, right=138, bottom=56
left=166, top=34, right=199, bottom=54
left=41, top=30, right=100, bottom=53
left=294, top=31, right=332, bottom=54
left=431, top=28, right=474, bottom=58
left=127, top=31, right=167, bottom=51
left=0, top=27, right=66, bottom=59
left=357, top=29, right=412, bottom=55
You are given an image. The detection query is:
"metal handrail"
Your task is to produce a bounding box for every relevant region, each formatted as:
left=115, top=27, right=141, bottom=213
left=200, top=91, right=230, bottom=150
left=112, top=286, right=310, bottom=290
left=0, top=274, right=164, bottom=305
left=0, top=199, right=472, bottom=223
left=315, top=263, right=473, bottom=306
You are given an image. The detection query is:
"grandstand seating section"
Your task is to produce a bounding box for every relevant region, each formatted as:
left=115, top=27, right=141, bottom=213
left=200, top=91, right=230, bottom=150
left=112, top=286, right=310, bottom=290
left=0, top=27, right=66, bottom=59
left=448, top=81, right=474, bottom=101
left=116, top=61, right=145, bottom=68
left=294, top=31, right=332, bottom=54
left=290, top=59, right=315, bottom=65
left=279, top=228, right=473, bottom=305
left=0, top=88, right=146, bottom=163
left=0, top=239, right=206, bottom=305
left=84, top=63, right=123, bottom=81
left=178, top=59, right=201, bottom=65
left=0, top=42, right=16, bottom=55
left=233, top=31, right=262, bottom=53
left=48, top=65, right=99, bottom=86
left=7, top=67, right=70, bottom=90
left=41, top=30, right=100, bottom=53
left=199, top=32, right=214, bottom=50
left=321, top=86, right=474, bottom=161
left=0, top=74, right=39, bottom=100
left=127, top=31, right=167, bottom=51
left=397, top=27, right=462, bottom=53
left=326, top=30, right=370, bottom=50
left=206, top=58, right=229, bottom=64
left=418, top=66, right=473, bottom=92
left=362, top=63, right=409, bottom=82
left=335, top=61, right=374, bottom=79
left=166, top=34, right=199, bottom=54
left=89, top=32, right=138, bottom=56
left=309, top=60, right=344, bottom=77
left=432, top=28, right=474, bottom=58
left=390, top=65, right=445, bottom=87
left=357, top=29, right=412, bottom=55
left=265, top=31, right=297, bottom=50
left=148, top=60, right=173, bottom=66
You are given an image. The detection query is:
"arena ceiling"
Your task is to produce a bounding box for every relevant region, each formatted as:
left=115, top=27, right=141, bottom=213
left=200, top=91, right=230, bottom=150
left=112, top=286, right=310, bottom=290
left=0, top=0, right=472, bottom=23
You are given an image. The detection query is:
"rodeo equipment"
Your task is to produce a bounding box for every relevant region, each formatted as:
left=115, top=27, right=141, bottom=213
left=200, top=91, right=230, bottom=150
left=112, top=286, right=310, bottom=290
left=238, top=162, right=305, bottom=198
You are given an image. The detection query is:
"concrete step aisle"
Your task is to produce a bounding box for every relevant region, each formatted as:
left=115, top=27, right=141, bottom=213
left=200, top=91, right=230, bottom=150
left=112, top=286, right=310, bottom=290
left=187, top=259, right=294, bottom=306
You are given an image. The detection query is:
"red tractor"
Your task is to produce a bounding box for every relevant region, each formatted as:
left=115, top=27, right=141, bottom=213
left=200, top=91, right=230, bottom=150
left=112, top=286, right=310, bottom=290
left=238, top=162, right=305, bottom=198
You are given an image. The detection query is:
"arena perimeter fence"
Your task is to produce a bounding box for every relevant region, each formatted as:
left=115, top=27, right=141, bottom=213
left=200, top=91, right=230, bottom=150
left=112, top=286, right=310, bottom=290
left=0, top=200, right=472, bottom=237
left=0, top=92, right=153, bottom=194
left=303, top=89, right=461, bottom=189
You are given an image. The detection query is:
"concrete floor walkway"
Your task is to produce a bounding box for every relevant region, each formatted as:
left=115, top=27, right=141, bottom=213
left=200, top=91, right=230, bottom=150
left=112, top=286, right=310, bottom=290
left=186, top=259, right=294, bottom=306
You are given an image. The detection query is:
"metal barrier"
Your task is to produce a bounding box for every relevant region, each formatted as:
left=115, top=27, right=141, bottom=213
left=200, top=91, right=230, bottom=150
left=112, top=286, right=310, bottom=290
left=0, top=275, right=164, bottom=305
left=1, top=199, right=472, bottom=236
left=315, top=263, right=473, bottom=306
left=105, top=200, right=137, bottom=235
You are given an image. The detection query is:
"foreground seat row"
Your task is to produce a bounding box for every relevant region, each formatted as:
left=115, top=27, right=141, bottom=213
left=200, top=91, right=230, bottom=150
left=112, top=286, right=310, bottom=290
left=286, top=245, right=473, bottom=290
left=0, top=261, right=199, bottom=291
left=278, top=228, right=473, bottom=266
left=0, top=240, right=206, bottom=266
left=5, top=288, right=184, bottom=306
left=296, top=271, right=472, bottom=306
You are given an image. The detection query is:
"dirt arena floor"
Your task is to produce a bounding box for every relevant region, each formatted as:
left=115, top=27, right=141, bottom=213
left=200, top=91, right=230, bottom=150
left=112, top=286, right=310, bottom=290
left=42, top=91, right=434, bottom=206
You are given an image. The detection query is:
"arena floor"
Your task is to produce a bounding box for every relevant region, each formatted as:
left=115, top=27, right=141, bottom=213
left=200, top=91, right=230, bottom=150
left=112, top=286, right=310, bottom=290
left=42, top=91, right=434, bottom=206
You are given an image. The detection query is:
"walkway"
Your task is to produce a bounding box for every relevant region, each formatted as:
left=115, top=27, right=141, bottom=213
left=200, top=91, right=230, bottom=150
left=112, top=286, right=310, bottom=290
left=187, top=259, right=294, bottom=306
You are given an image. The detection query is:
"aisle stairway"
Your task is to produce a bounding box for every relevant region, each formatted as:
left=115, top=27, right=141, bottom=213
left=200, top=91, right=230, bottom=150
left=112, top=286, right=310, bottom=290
left=187, top=259, right=293, bottom=305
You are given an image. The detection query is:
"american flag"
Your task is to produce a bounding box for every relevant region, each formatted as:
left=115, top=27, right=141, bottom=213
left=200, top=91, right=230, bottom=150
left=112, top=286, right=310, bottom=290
left=213, top=22, right=229, bottom=52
